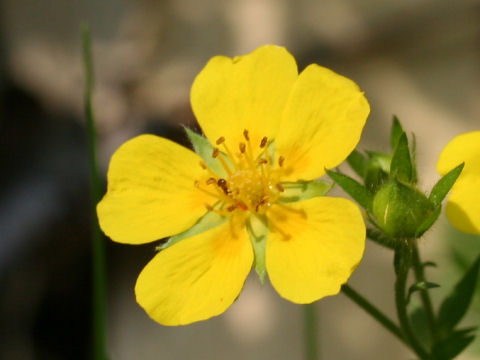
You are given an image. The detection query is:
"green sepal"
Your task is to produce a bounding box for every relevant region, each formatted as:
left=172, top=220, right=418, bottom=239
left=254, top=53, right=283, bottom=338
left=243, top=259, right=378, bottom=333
left=246, top=215, right=268, bottom=283
left=279, top=180, right=332, bottom=203
left=406, top=281, right=440, bottom=304
left=390, top=132, right=414, bottom=183
left=366, top=227, right=395, bottom=249
left=347, top=150, right=369, bottom=178
left=429, top=162, right=464, bottom=207
left=432, top=327, right=477, bottom=360
left=327, top=170, right=373, bottom=211
left=158, top=208, right=228, bottom=250
left=437, top=255, right=480, bottom=334
left=415, top=206, right=441, bottom=237
left=363, top=151, right=391, bottom=193
left=390, top=115, right=404, bottom=150
left=372, top=180, right=434, bottom=239
left=365, top=151, right=391, bottom=172
left=184, top=127, right=225, bottom=176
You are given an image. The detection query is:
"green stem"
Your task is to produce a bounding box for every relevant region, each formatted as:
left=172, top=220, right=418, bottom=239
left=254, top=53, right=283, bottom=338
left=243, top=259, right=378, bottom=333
left=411, top=243, right=436, bottom=340
left=394, top=247, right=429, bottom=359
left=341, top=284, right=406, bottom=346
left=303, top=303, right=319, bottom=360
left=82, top=25, right=107, bottom=360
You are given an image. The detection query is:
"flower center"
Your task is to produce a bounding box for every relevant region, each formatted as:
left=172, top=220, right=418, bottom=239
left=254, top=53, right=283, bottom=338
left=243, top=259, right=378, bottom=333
left=195, top=129, right=286, bottom=214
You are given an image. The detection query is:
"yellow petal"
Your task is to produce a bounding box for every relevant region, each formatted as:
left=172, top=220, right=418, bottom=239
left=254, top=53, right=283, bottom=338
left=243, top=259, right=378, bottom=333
left=97, top=135, right=212, bottom=244
left=191, top=45, right=298, bottom=153
left=445, top=176, right=480, bottom=235
left=266, top=197, right=365, bottom=303
left=135, top=218, right=253, bottom=325
left=437, top=131, right=480, bottom=176
left=275, top=65, right=370, bottom=181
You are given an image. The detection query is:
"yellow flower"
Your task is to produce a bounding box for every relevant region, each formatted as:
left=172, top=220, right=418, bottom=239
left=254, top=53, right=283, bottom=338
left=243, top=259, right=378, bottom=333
left=437, top=131, right=480, bottom=234
left=97, top=45, right=370, bottom=325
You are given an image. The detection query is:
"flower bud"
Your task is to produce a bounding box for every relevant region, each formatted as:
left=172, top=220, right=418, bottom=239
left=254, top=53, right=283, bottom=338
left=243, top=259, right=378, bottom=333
left=372, top=180, right=434, bottom=239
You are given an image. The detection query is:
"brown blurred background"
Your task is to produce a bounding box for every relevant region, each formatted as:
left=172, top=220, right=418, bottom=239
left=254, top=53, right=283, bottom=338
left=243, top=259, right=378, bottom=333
left=0, top=0, right=479, bottom=359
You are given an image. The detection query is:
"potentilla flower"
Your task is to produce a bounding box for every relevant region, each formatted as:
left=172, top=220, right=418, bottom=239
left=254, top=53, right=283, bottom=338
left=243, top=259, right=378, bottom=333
left=437, top=131, right=480, bottom=234
left=97, top=45, right=370, bottom=325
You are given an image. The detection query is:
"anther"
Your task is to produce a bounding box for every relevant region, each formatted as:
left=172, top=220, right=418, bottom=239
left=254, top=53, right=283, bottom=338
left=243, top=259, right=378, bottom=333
left=217, top=178, right=229, bottom=194
left=260, top=137, right=268, bottom=148
left=199, top=161, right=207, bottom=169
left=212, top=148, right=220, bottom=158
left=255, top=198, right=267, bottom=212
left=278, top=156, right=285, bottom=167
left=206, top=177, right=216, bottom=185
left=206, top=204, right=214, bottom=211
left=243, top=129, right=250, bottom=141
left=216, top=136, right=225, bottom=145
left=194, top=180, right=200, bottom=187
left=257, top=158, right=268, bottom=164
left=227, top=204, right=237, bottom=212
left=239, top=143, right=246, bottom=153
left=276, top=183, right=285, bottom=192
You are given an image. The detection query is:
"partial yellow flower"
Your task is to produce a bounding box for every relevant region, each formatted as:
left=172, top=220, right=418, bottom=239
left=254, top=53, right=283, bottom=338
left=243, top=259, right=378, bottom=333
left=437, top=131, right=480, bottom=234
left=97, top=45, right=370, bottom=325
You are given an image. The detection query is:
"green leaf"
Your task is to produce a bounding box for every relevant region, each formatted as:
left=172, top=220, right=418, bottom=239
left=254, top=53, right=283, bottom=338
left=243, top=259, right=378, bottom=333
left=429, top=163, right=464, bottom=207
left=347, top=150, right=368, bottom=178
left=437, top=255, right=480, bottom=333
left=415, top=206, right=441, bottom=237
left=432, top=327, right=477, bottom=360
left=279, top=180, right=332, bottom=203
left=184, top=127, right=225, bottom=176
left=327, top=170, right=373, bottom=211
left=246, top=216, right=268, bottom=283
left=409, top=306, right=433, bottom=348
left=159, top=208, right=227, bottom=250
left=407, top=281, right=440, bottom=304
left=390, top=132, right=413, bottom=183
left=390, top=115, right=404, bottom=150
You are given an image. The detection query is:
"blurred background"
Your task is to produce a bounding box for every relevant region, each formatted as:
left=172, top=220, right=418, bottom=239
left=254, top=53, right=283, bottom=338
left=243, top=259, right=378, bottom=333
left=1, top=0, right=479, bottom=359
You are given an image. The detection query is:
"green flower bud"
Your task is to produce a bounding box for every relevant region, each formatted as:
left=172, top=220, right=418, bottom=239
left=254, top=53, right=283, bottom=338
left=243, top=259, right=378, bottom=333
left=372, top=180, right=434, bottom=239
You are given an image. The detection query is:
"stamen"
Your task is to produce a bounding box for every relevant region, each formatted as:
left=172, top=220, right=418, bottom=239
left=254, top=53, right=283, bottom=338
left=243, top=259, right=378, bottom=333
left=216, top=136, right=225, bottom=145
left=194, top=180, right=222, bottom=199
left=255, top=198, right=267, bottom=212
left=227, top=204, right=237, bottom=212
left=260, top=136, right=268, bottom=148
left=199, top=161, right=207, bottom=169
left=206, top=177, right=216, bottom=185
left=278, top=156, right=285, bottom=167
left=239, top=143, right=246, bottom=153
left=217, top=178, right=229, bottom=194
left=212, top=147, right=233, bottom=175
left=206, top=204, right=214, bottom=211
left=257, top=158, right=268, bottom=165
left=243, top=129, right=250, bottom=141
left=276, top=183, right=285, bottom=192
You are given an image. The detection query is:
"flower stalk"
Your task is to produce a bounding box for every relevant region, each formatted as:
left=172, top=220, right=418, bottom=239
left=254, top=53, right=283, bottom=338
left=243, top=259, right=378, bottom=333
left=303, top=303, right=319, bottom=360
left=82, top=25, right=108, bottom=360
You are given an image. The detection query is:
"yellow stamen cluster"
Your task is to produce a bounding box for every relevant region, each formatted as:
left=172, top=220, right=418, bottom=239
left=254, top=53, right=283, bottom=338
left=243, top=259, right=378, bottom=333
left=195, top=130, right=285, bottom=214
